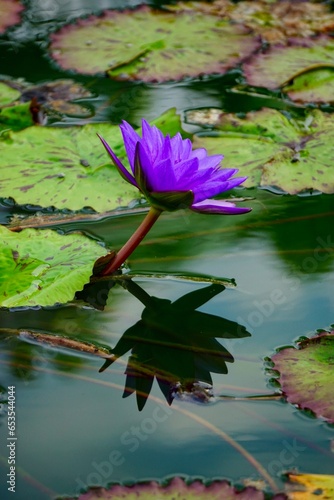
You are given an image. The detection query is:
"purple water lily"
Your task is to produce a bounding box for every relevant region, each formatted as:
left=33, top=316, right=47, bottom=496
left=98, top=119, right=250, bottom=215
left=97, top=120, right=251, bottom=275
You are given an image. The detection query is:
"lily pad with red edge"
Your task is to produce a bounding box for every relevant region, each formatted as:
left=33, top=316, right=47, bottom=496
left=0, top=0, right=24, bottom=34
left=168, top=1, right=334, bottom=45
left=243, top=36, right=334, bottom=91
left=193, top=108, right=334, bottom=194
left=270, top=329, right=334, bottom=424
left=63, top=476, right=285, bottom=499
left=49, top=5, right=260, bottom=82
left=0, top=108, right=184, bottom=212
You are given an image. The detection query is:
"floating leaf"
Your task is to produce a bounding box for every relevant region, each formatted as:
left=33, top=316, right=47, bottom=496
left=0, top=101, right=36, bottom=133
left=286, top=472, right=334, bottom=500
left=0, top=225, right=107, bottom=307
left=167, top=1, right=334, bottom=44
left=49, top=6, right=260, bottom=82
left=0, top=81, right=21, bottom=107
left=193, top=108, right=334, bottom=194
left=0, top=108, right=185, bottom=211
left=0, top=0, right=24, bottom=34
left=20, top=79, right=93, bottom=117
left=66, top=476, right=270, bottom=499
left=270, top=330, right=334, bottom=423
left=243, top=36, right=334, bottom=90
left=18, top=330, right=113, bottom=359
left=283, top=68, right=334, bottom=104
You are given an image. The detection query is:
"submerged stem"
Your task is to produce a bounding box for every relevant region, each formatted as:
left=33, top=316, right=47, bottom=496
left=100, top=207, right=162, bottom=276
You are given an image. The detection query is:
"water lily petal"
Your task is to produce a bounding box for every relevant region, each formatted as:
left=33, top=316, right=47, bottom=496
left=151, top=157, right=177, bottom=190
left=120, top=120, right=141, bottom=171
left=191, top=199, right=252, bottom=214
left=142, top=119, right=164, bottom=163
left=193, top=175, right=247, bottom=203
left=102, top=119, right=250, bottom=215
left=97, top=134, right=137, bottom=187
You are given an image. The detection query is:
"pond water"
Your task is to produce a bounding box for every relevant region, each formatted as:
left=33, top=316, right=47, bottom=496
left=0, top=1, right=334, bottom=499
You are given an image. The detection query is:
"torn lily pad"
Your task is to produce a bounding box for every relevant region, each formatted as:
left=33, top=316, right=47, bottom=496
left=243, top=36, right=334, bottom=91
left=0, top=225, right=107, bottom=307
left=0, top=0, right=24, bottom=34
left=49, top=6, right=260, bottom=82
left=270, top=329, right=334, bottom=424
left=193, top=108, right=334, bottom=194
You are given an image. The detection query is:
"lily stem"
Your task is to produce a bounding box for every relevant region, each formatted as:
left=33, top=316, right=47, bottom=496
left=100, top=207, right=162, bottom=276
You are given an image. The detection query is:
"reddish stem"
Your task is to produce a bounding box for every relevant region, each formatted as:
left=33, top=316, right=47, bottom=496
left=100, top=207, right=162, bottom=276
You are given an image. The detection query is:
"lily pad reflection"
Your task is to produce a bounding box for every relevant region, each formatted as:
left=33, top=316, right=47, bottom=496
left=99, top=280, right=251, bottom=410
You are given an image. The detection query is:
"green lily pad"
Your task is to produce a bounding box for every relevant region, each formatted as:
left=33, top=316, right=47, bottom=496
left=193, top=108, right=334, bottom=194
left=243, top=36, right=334, bottom=90
left=0, top=225, right=107, bottom=307
left=65, top=477, right=269, bottom=500
left=0, top=0, right=24, bottom=34
left=283, top=67, right=334, bottom=104
left=0, top=108, right=185, bottom=211
left=0, top=81, right=21, bottom=106
left=270, top=330, right=334, bottom=423
left=49, top=6, right=260, bottom=82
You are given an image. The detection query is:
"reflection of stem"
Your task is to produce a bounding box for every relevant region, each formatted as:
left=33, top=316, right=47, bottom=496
left=100, top=207, right=162, bottom=276
left=121, top=279, right=155, bottom=308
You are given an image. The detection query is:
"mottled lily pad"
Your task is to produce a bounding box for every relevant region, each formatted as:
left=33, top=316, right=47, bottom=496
left=19, top=79, right=93, bottom=117
left=0, top=0, right=24, bottom=34
left=270, top=330, right=334, bottom=423
left=286, top=472, right=334, bottom=500
left=283, top=68, right=334, bottom=104
left=193, top=108, right=334, bottom=194
left=66, top=477, right=270, bottom=499
left=0, top=225, right=107, bottom=307
left=49, top=6, right=260, bottom=82
left=243, top=36, right=334, bottom=90
left=168, top=1, right=334, bottom=45
left=0, top=108, right=184, bottom=211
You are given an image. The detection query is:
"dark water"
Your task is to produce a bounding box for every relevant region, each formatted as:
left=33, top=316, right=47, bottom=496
left=0, top=1, right=334, bottom=499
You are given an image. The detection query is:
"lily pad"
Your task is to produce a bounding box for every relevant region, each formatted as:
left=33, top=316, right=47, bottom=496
left=19, top=79, right=94, bottom=117
left=0, top=108, right=185, bottom=211
left=66, top=477, right=269, bottom=499
left=0, top=81, right=21, bottom=107
left=283, top=68, right=334, bottom=104
left=168, top=1, right=334, bottom=45
left=270, top=330, right=334, bottom=423
left=0, top=101, right=35, bottom=133
left=193, top=108, right=334, bottom=194
left=49, top=6, right=260, bottom=82
left=243, top=36, right=334, bottom=90
left=0, top=225, right=107, bottom=307
left=0, top=0, right=24, bottom=34
left=286, top=472, right=334, bottom=500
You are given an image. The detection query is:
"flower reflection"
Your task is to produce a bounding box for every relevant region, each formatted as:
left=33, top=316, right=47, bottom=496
left=100, top=280, right=251, bottom=411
